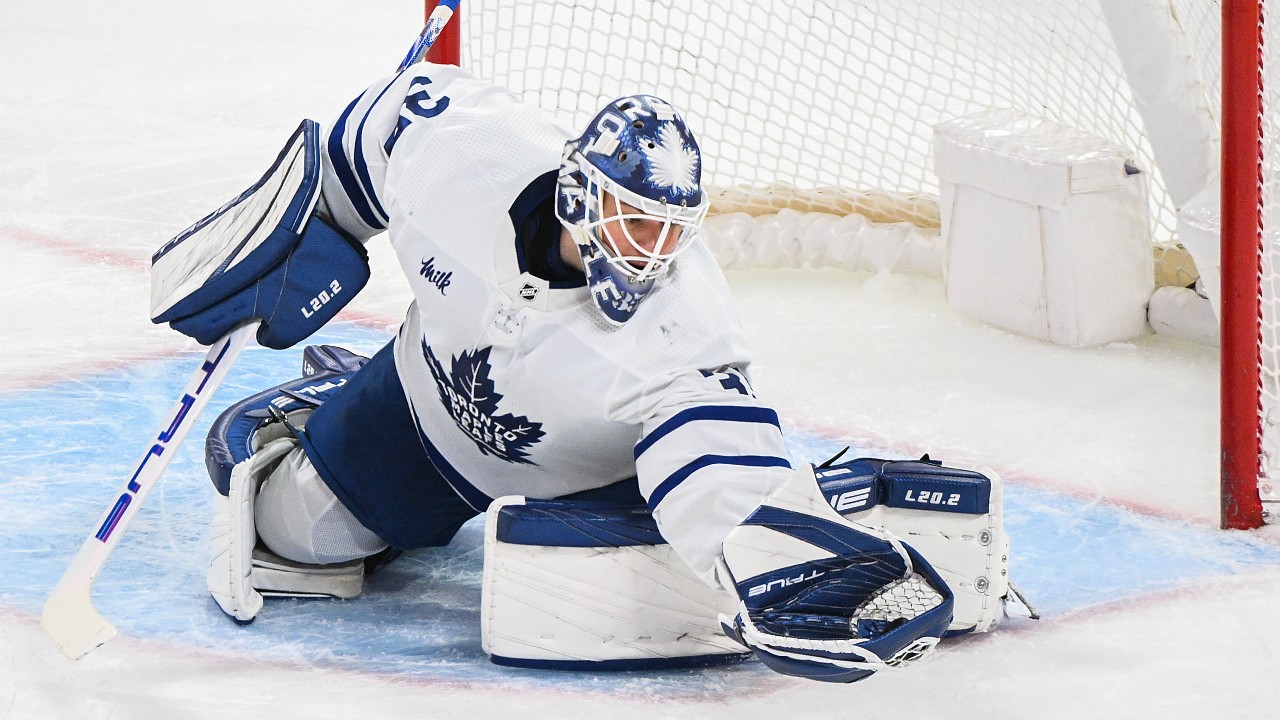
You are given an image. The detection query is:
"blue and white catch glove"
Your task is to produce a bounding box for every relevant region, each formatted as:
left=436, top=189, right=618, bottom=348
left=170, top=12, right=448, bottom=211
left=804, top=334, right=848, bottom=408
left=717, top=466, right=954, bottom=683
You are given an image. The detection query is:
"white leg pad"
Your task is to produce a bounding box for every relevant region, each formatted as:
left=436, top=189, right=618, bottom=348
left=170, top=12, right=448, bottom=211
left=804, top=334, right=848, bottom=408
left=821, top=460, right=1010, bottom=634
left=207, top=437, right=364, bottom=622
left=207, top=439, right=294, bottom=622
left=481, top=496, right=748, bottom=669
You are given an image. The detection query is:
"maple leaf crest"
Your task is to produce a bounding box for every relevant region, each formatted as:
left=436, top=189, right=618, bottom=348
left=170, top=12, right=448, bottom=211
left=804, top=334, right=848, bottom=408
left=642, top=122, right=699, bottom=192
left=422, top=340, right=545, bottom=464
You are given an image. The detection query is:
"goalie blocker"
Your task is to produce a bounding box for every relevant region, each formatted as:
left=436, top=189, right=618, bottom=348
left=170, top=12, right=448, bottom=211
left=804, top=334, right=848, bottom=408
left=150, top=120, right=370, bottom=350
left=481, top=457, right=1009, bottom=671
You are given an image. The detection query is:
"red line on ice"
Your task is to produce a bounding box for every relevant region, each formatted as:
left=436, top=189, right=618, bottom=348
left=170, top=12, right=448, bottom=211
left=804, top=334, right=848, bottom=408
left=0, top=225, right=399, bottom=392
left=781, top=415, right=1270, bottom=533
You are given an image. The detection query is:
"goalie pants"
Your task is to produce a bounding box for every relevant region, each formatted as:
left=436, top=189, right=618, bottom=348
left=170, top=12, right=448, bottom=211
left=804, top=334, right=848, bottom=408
left=295, top=340, right=643, bottom=552
left=297, top=341, right=479, bottom=550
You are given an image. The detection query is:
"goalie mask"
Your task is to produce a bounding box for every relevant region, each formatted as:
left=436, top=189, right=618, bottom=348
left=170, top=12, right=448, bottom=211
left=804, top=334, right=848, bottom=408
left=556, top=95, right=709, bottom=324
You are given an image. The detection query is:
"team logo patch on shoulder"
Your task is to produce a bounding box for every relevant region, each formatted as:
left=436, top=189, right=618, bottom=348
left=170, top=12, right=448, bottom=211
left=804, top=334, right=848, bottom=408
left=422, top=340, right=545, bottom=464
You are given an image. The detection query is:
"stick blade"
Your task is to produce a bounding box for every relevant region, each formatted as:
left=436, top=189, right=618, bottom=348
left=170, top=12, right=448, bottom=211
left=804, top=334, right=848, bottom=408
left=42, top=579, right=117, bottom=660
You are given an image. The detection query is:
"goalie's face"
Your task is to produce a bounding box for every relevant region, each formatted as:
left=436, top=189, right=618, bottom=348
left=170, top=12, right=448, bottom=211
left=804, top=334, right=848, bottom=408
left=556, top=177, right=706, bottom=325
left=594, top=191, right=688, bottom=277
left=554, top=93, right=707, bottom=324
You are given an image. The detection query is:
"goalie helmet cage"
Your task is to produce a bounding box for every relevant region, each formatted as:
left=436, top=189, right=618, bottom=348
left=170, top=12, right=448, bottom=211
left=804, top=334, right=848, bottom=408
left=424, top=0, right=1274, bottom=529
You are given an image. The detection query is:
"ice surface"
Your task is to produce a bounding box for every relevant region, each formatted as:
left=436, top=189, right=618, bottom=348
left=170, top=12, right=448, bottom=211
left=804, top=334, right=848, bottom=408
left=2, top=1, right=1279, bottom=719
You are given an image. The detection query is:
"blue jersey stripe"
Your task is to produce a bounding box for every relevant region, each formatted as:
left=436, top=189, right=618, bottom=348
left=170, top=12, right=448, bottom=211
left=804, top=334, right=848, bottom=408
left=647, top=454, right=791, bottom=511
left=407, top=407, right=495, bottom=513
left=352, top=77, right=404, bottom=225
left=327, top=95, right=387, bottom=231
left=634, top=405, right=780, bottom=459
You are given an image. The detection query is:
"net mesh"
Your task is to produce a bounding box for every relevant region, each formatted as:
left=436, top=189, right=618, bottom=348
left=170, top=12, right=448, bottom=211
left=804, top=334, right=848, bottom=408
left=459, top=0, right=1223, bottom=285
left=457, top=1, right=1280, bottom=511
left=855, top=573, right=945, bottom=624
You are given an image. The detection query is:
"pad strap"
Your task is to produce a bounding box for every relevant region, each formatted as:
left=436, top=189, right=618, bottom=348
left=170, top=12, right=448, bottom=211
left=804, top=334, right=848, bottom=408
left=205, top=345, right=367, bottom=496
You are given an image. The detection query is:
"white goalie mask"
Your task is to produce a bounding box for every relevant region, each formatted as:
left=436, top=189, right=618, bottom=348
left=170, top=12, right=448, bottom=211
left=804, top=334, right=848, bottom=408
left=555, top=95, right=709, bottom=324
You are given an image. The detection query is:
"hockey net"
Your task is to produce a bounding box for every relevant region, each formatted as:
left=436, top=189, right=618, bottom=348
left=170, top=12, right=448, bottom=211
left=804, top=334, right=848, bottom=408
left=436, top=1, right=1275, bottom=527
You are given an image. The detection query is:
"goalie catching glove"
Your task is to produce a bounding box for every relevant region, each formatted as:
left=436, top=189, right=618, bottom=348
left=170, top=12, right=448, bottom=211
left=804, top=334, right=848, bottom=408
left=717, top=465, right=954, bottom=683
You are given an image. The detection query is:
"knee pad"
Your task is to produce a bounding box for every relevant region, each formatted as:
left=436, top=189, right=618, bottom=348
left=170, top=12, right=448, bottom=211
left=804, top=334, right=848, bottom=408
left=205, top=345, right=375, bottom=622
left=481, top=496, right=749, bottom=669
left=205, top=344, right=368, bottom=495
left=814, top=456, right=1010, bottom=635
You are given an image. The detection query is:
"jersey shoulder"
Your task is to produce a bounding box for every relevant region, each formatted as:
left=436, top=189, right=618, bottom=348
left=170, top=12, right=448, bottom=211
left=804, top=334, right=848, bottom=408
left=390, top=65, right=570, bottom=180
left=607, top=240, right=750, bottom=375
left=386, top=72, right=570, bottom=222
left=592, top=242, right=759, bottom=423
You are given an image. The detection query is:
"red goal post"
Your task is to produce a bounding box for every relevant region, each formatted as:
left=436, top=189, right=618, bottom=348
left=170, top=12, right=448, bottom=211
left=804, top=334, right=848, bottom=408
left=425, top=0, right=1274, bottom=530
left=422, top=0, right=460, bottom=66
left=1221, top=0, right=1267, bottom=530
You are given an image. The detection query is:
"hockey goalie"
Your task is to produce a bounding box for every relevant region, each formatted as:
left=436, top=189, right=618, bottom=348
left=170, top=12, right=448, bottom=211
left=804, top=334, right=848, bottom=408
left=150, top=60, right=1012, bottom=683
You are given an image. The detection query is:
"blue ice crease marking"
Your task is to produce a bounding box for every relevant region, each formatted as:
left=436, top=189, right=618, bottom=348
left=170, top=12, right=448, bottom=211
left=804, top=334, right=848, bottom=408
left=2, top=321, right=1279, bottom=692
left=0, top=323, right=762, bottom=693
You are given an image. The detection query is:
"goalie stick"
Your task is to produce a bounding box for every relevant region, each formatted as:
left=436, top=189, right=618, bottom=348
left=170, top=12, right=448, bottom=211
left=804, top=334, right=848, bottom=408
left=42, top=5, right=462, bottom=661
left=41, top=323, right=256, bottom=659
left=397, top=0, right=461, bottom=71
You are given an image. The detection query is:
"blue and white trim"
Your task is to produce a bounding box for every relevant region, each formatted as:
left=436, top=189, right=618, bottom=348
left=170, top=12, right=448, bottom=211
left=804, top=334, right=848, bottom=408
left=647, top=454, right=790, bottom=512
left=319, top=66, right=470, bottom=242
left=634, top=405, right=779, bottom=459
left=326, top=88, right=392, bottom=231
left=632, top=398, right=792, bottom=581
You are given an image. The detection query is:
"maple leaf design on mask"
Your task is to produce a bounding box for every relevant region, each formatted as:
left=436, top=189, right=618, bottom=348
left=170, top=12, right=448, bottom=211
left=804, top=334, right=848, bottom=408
left=642, top=122, right=699, bottom=192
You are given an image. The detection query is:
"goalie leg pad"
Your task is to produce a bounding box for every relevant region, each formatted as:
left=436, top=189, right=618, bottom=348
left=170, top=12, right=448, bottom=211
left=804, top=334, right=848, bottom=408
left=254, top=445, right=389, bottom=566
left=208, top=437, right=293, bottom=622
left=481, top=496, right=750, bottom=670
left=205, top=345, right=380, bottom=622
left=814, top=457, right=1010, bottom=634
left=204, top=343, right=367, bottom=496
left=207, top=438, right=372, bottom=622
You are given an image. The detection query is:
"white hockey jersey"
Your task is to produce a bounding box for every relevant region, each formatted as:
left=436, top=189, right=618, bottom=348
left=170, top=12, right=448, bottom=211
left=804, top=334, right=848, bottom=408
left=318, top=65, right=792, bottom=581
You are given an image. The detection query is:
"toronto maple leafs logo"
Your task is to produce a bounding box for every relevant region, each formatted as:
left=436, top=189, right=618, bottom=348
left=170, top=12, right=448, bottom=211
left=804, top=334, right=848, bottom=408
left=421, top=339, right=545, bottom=464
left=642, top=122, right=699, bottom=192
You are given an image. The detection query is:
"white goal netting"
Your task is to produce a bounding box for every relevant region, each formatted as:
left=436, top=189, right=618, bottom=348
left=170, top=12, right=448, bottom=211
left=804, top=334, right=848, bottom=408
left=459, top=0, right=1227, bottom=284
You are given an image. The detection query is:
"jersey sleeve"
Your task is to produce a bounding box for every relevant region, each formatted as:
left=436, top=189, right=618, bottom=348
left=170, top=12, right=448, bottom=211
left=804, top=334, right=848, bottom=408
left=632, top=366, right=794, bottom=585
left=317, top=63, right=474, bottom=242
